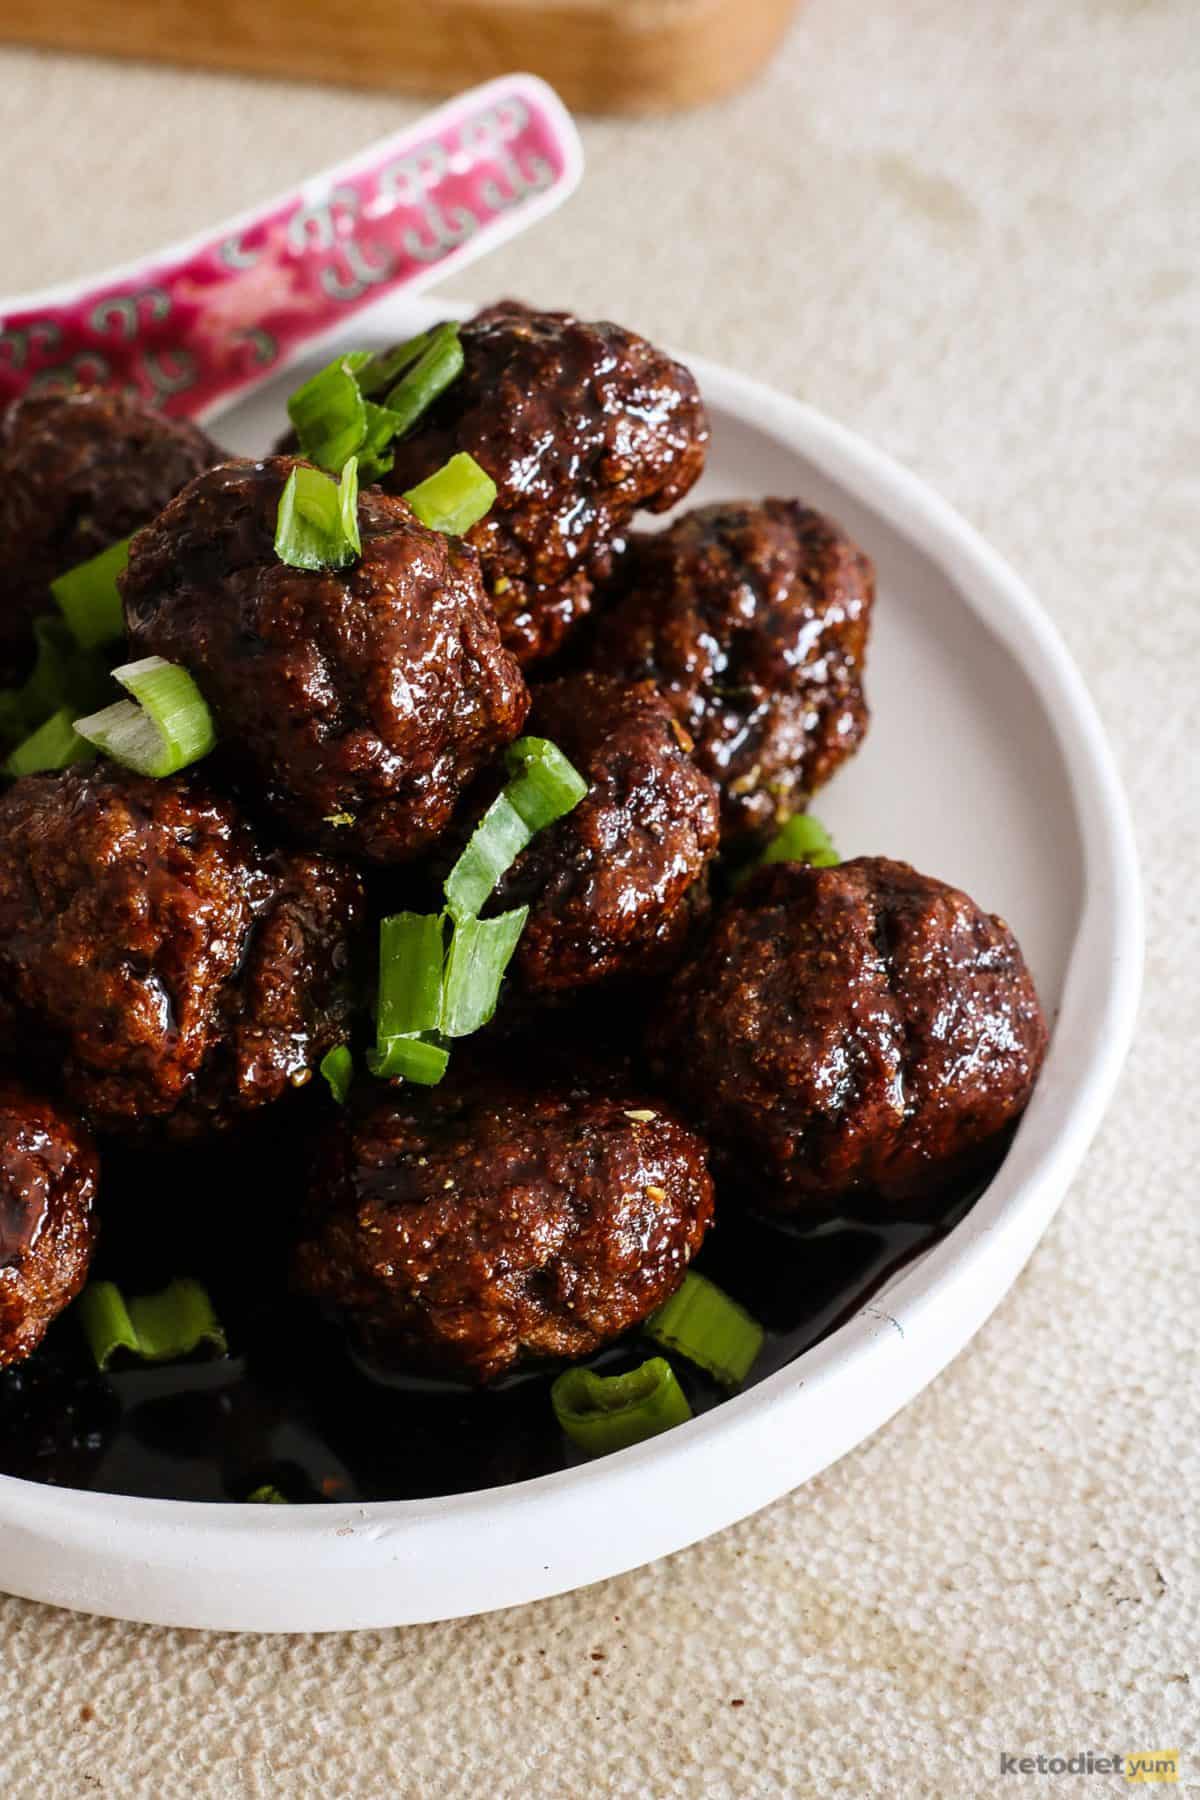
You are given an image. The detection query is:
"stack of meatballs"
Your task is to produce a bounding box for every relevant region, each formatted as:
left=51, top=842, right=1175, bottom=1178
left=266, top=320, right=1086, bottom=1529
left=0, top=300, right=1047, bottom=1413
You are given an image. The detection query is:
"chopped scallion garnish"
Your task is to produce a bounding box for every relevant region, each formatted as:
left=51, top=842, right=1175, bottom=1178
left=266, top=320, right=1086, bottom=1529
left=274, top=459, right=361, bottom=571
left=443, top=794, right=530, bottom=925
left=355, top=329, right=437, bottom=399
left=358, top=400, right=403, bottom=482
left=51, top=536, right=131, bottom=649
left=365, top=1035, right=450, bottom=1085
left=78, top=1277, right=227, bottom=1371
left=440, top=908, right=528, bottom=1038
left=365, top=736, right=586, bottom=1082
left=287, top=357, right=368, bottom=474
left=381, top=322, right=463, bottom=439
left=0, top=617, right=113, bottom=756
left=645, top=1272, right=764, bottom=1388
left=368, top=912, right=449, bottom=1085
left=763, top=812, right=839, bottom=868
left=285, top=329, right=463, bottom=482
left=551, top=1358, right=693, bottom=1457
left=319, top=1045, right=354, bottom=1106
left=444, top=736, right=587, bottom=924
left=736, top=812, right=840, bottom=886
left=403, top=452, right=496, bottom=537
left=377, top=912, right=445, bottom=1040
left=504, top=736, right=590, bottom=834
left=3, top=704, right=94, bottom=776
left=74, top=655, right=215, bottom=778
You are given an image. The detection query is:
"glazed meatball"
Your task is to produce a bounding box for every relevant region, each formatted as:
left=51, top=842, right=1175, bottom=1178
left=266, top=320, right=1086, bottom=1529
left=493, top=672, right=720, bottom=997
left=594, top=501, right=874, bottom=850
left=122, top=457, right=529, bottom=863
left=0, top=1081, right=98, bottom=1366
left=0, top=764, right=363, bottom=1138
left=0, top=388, right=223, bottom=683
left=648, top=857, right=1047, bottom=1215
left=293, top=1071, right=714, bottom=1383
left=382, top=302, right=710, bottom=665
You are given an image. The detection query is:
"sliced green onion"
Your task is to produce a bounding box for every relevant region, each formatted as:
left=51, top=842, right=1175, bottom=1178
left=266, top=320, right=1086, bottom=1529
left=440, top=907, right=528, bottom=1038
left=274, top=459, right=361, bottom=571
left=76, top=1281, right=138, bottom=1370
left=78, top=1277, right=227, bottom=1370
left=444, top=794, right=531, bottom=925
left=246, top=1484, right=290, bottom=1504
left=0, top=617, right=112, bottom=754
left=444, top=737, right=587, bottom=924
left=51, top=536, right=131, bottom=649
left=127, top=1279, right=228, bottom=1362
left=287, top=356, right=368, bottom=473
left=403, top=452, right=496, bottom=536
left=338, top=457, right=361, bottom=557
left=382, top=322, right=463, bottom=438
left=504, top=736, right=590, bottom=833
left=365, top=1036, right=449, bottom=1085
left=320, top=1044, right=353, bottom=1105
left=645, top=1271, right=764, bottom=1388
left=21, top=616, right=77, bottom=726
left=735, top=812, right=840, bottom=887
left=760, top=812, right=839, bottom=869
left=75, top=655, right=215, bottom=778
left=551, top=1357, right=692, bottom=1458
left=376, top=912, right=445, bottom=1040
left=368, top=912, right=450, bottom=1085
left=358, top=400, right=403, bottom=482
left=4, top=704, right=94, bottom=776
left=355, top=328, right=438, bottom=399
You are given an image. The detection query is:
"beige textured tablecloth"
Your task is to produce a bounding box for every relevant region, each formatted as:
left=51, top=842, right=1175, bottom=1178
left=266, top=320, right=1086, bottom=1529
left=0, top=3, right=1196, bottom=1793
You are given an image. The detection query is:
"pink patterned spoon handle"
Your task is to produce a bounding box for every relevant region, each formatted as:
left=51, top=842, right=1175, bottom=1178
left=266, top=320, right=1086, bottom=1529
left=0, top=74, right=582, bottom=423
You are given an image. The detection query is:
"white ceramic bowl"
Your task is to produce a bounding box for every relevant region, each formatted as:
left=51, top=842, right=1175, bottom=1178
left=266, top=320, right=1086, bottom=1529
left=0, top=302, right=1141, bottom=1631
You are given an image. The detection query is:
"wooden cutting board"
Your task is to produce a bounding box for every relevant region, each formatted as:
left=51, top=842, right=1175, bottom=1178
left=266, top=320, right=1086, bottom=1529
left=0, top=0, right=802, bottom=113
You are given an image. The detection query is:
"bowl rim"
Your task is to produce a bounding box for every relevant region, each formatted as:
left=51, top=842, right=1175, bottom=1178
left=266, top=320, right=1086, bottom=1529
left=0, top=342, right=1142, bottom=1631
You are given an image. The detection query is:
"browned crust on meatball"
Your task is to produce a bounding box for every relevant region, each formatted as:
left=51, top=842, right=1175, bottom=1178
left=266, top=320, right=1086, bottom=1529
left=647, top=857, right=1048, bottom=1214
left=0, top=388, right=224, bottom=683
left=0, top=1080, right=98, bottom=1366
left=293, top=1072, right=715, bottom=1382
left=122, top=457, right=529, bottom=863
left=594, top=501, right=874, bottom=849
left=0, top=765, right=363, bottom=1138
left=382, top=303, right=710, bottom=665
left=495, top=672, right=720, bottom=996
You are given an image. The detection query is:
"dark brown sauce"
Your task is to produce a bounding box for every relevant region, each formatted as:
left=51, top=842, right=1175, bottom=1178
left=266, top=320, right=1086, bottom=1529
left=0, top=1128, right=990, bottom=1503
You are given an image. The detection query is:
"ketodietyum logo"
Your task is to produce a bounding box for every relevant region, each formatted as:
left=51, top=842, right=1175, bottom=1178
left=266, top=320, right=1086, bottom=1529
left=999, top=1750, right=1179, bottom=1782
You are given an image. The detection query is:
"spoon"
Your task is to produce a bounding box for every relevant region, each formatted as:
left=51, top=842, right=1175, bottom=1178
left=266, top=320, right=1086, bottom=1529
left=0, top=74, right=582, bottom=426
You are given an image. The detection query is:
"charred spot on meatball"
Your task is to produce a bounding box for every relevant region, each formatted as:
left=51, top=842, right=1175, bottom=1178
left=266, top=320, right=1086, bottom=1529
left=593, top=501, right=874, bottom=851
left=648, top=857, right=1048, bottom=1215
left=0, top=388, right=224, bottom=684
left=293, top=1070, right=715, bottom=1383
left=121, top=456, right=529, bottom=863
left=0, top=1081, right=99, bottom=1366
left=0, top=764, right=364, bottom=1139
left=491, top=672, right=720, bottom=998
left=381, top=302, right=710, bottom=665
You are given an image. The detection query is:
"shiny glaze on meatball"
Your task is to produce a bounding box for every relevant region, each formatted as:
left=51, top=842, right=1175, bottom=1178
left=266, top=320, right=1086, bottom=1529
left=122, top=457, right=529, bottom=863
left=594, top=500, right=873, bottom=849
left=0, top=387, right=223, bottom=683
left=293, top=1070, right=714, bottom=1382
left=648, top=857, right=1047, bottom=1214
left=494, top=672, right=720, bottom=996
left=0, top=765, right=363, bottom=1138
left=383, top=303, right=710, bottom=665
left=0, top=1081, right=98, bottom=1366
